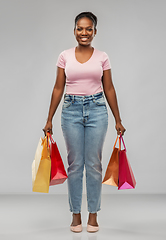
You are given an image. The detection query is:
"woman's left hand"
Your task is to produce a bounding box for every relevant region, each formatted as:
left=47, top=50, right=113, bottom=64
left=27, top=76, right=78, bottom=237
left=115, top=122, right=126, bottom=136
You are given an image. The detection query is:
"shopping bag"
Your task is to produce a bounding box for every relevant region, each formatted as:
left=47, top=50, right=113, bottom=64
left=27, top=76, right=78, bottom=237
left=118, top=135, right=136, bottom=190
left=32, top=138, right=43, bottom=188
left=48, top=133, right=68, bottom=186
left=32, top=133, right=51, bottom=193
left=102, top=136, right=121, bottom=187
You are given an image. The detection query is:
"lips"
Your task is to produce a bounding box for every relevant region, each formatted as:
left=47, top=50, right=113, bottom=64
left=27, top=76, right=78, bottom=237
left=80, top=37, right=88, bottom=41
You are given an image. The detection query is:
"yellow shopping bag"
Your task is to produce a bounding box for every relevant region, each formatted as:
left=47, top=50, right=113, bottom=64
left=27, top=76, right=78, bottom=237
left=32, top=133, right=51, bottom=193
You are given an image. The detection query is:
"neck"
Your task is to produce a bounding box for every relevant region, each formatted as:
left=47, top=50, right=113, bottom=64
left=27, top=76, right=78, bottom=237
left=76, top=44, right=93, bottom=52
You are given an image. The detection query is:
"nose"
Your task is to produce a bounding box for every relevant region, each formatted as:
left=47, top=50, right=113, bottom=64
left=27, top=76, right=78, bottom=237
left=81, top=29, right=88, bottom=35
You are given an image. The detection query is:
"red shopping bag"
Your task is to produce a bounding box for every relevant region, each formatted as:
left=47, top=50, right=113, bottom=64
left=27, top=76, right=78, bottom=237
left=48, top=133, right=68, bottom=185
left=118, top=135, right=136, bottom=190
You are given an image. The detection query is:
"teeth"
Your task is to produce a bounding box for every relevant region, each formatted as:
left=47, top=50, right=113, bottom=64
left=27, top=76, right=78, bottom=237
left=81, top=38, right=88, bottom=40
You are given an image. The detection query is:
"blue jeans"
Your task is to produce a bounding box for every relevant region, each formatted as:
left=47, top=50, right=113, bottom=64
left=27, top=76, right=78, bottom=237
left=61, top=91, right=108, bottom=213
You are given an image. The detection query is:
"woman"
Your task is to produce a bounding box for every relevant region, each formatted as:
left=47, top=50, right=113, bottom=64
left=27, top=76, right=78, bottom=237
left=43, top=11, right=126, bottom=233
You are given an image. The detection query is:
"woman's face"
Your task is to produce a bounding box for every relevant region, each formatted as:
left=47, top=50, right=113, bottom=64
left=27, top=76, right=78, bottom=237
left=74, top=17, right=96, bottom=46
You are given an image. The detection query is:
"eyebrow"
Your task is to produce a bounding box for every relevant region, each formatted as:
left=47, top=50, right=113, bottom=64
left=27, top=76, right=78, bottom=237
left=77, top=26, right=93, bottom=28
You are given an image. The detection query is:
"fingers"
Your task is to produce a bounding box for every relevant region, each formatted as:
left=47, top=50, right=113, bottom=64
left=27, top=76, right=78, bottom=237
left=116, top=125, right=122, bottom=136
left=116, top=123, right=126, bottom=136
left=49, top=129, right=53, bottom=135
left=42, top=125, right=53, bottom=136
left=42, top=129, right=53, bottom=136
left=121, top=128, right=126, bottom=136
left=118, top=128, right=126, bottom=136
left=117, top=129, right=121, bottom=136
left=42, top=128, right=47, bottom=136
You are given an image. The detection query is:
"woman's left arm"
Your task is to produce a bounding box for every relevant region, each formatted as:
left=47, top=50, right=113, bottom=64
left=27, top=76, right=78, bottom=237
left=102, top=69, right=126, bottom=136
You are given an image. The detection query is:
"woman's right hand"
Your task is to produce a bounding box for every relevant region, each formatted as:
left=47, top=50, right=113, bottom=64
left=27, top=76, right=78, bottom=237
left=42, top=120, right=53, bottom=136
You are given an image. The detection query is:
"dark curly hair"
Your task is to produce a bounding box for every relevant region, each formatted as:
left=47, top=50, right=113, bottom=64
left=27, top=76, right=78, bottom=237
left=74, top=11, right=97, bottom=30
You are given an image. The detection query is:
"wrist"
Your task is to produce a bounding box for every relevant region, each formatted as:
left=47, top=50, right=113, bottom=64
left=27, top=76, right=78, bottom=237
left=46, top=118, right=52, bottom=123
left=115, top=118, right=122, bottom=124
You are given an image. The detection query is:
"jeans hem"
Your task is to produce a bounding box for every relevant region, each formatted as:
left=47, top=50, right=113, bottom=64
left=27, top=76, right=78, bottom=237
left=70, top=209, right=81, bottom=214
left=88, top=208, right=101, bottom=213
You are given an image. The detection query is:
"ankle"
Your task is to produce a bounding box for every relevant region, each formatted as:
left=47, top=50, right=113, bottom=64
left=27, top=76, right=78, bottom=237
left=71, top=213, right=82, bottom=226
left=88, top=212, right=97, bottom=218
left=88, top=213, right=98, bottom=225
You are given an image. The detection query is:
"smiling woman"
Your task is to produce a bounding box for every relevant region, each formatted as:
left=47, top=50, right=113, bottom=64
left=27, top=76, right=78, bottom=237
left=43, top=11, right=126, bottom=233
left=74, top=13, right=97, bottom=50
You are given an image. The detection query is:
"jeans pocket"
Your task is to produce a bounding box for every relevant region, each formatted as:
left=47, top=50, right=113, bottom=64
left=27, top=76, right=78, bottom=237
left=94, top=96, right=106, bottom=106
left=62, top=98, right=72, bottom=109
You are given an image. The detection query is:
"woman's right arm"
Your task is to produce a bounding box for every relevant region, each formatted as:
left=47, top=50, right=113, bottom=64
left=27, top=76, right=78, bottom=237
left=43, top=67, right=66, bottom=135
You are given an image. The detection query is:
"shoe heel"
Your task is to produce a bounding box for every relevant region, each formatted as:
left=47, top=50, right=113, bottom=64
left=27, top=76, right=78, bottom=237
left=87, top=224, right=99, bottom=232
left=70, top=224, right=82, bottom=232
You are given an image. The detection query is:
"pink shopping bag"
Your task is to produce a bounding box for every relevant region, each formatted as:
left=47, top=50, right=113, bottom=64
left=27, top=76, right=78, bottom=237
left=118, top=135, right=136, bottom=190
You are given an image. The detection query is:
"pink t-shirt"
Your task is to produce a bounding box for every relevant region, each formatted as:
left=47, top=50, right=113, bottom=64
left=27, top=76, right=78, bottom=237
left=56, top=47, right=111, bottom=95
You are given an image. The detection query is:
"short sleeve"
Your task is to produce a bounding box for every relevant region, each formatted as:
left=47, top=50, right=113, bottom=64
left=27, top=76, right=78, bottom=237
left=102, top=52, right=111, bottom=70
left=56, top=50, right=66, bottom=69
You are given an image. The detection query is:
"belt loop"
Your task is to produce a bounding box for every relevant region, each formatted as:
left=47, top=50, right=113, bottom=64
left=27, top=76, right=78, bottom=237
left=72, top=95, right=74, bottom=103
left=92, top=94, right=95, bottom=102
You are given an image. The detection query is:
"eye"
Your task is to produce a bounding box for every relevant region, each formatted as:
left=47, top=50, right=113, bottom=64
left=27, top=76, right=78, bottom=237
left=76, top=28, right=93, bottom=31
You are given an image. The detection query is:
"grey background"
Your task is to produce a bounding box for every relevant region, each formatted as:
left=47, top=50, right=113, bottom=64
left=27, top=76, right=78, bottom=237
left=0, top=0, right=165, bottom=194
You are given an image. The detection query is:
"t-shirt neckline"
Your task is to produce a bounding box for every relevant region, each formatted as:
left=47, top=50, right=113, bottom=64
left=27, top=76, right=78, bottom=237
left=74, top=47, right=95, bottom=65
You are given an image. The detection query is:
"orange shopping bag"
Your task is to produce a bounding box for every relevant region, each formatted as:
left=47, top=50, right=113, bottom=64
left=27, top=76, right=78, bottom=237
left=102, top=136, right=121, bottom=187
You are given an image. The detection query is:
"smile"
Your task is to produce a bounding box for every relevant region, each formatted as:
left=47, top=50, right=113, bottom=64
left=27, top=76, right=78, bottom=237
left=80, top=38, right=88, bottom=41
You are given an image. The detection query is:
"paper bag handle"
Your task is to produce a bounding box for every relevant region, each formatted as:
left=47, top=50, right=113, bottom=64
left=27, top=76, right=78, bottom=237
left=113, top=135, right=121, bottom=150
left=47, top=132, right=55, bottom=143
left=46, top=132, right=51, bottom=149
left=120, top=133, right=126, bottom=151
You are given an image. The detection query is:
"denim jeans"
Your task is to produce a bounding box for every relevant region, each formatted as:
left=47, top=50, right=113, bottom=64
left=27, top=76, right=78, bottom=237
left=61, top=91, right=108, bottom=213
